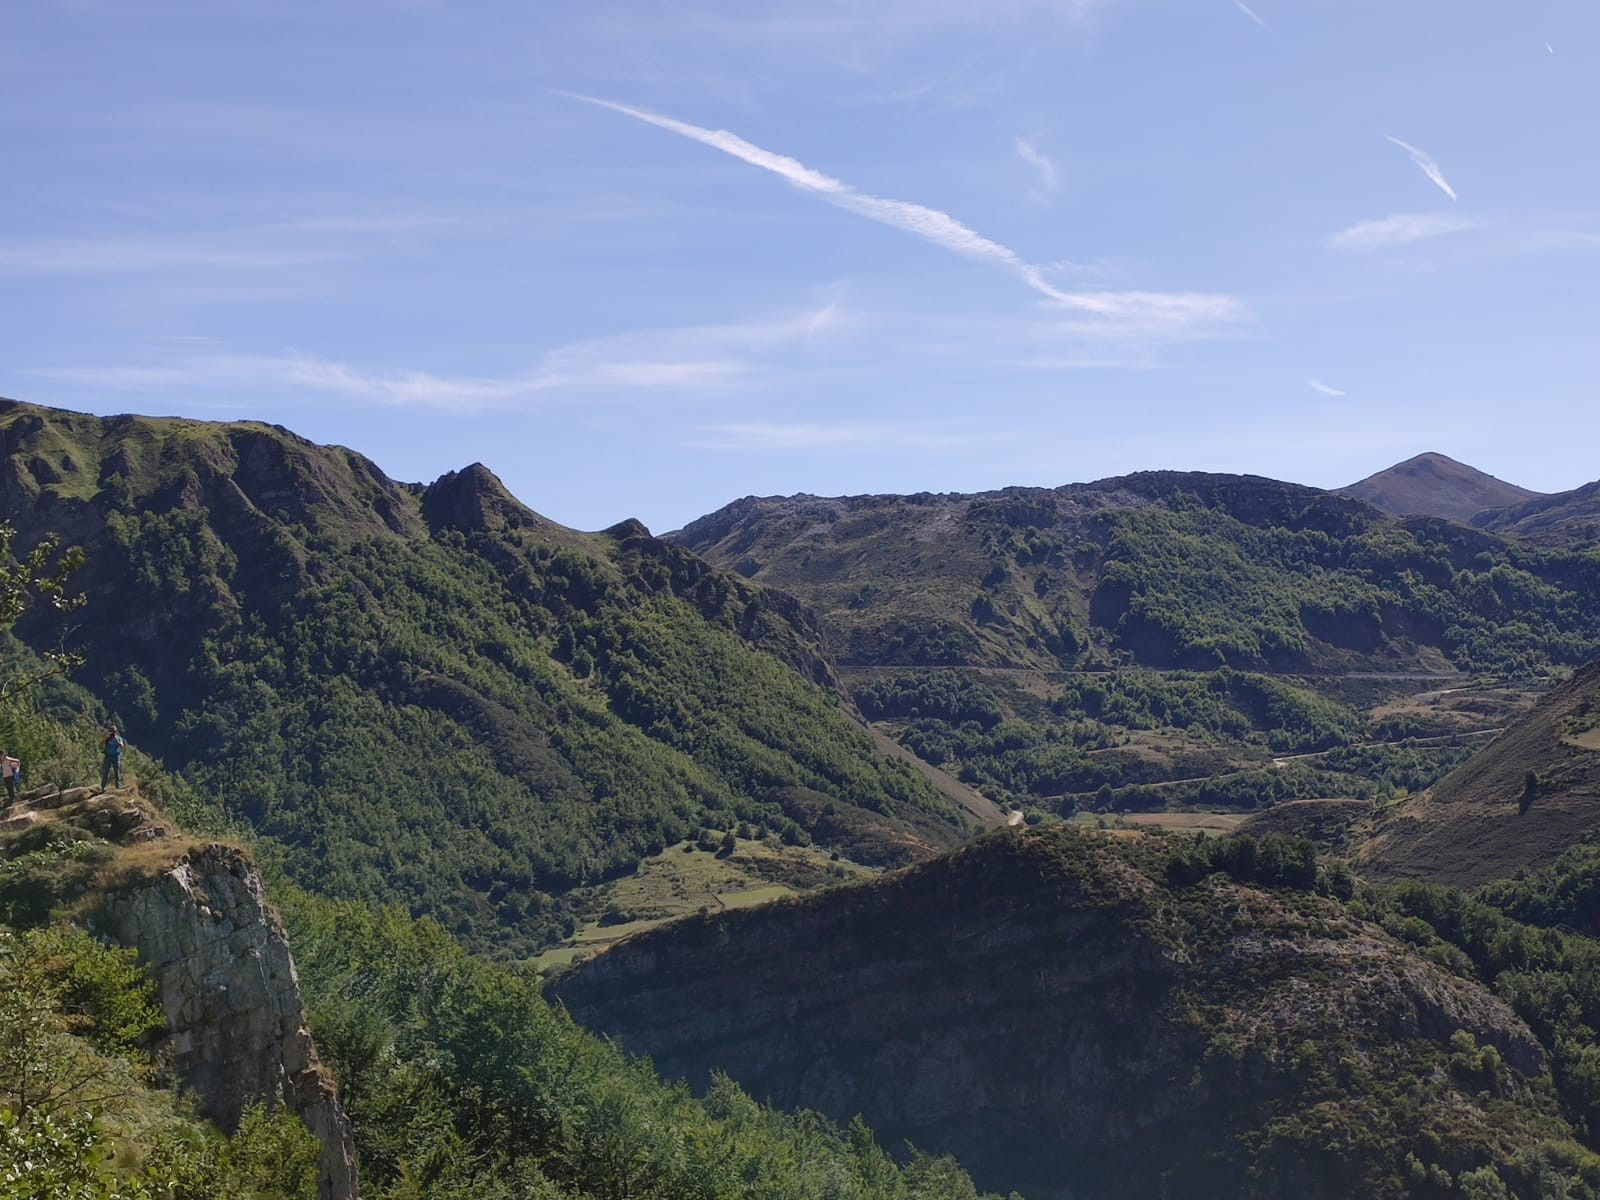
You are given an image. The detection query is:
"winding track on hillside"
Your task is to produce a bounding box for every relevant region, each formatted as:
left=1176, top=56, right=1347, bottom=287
left=1028, top=726, right=1508, bottom=806
left=841, top=664, right=1472, bottom=683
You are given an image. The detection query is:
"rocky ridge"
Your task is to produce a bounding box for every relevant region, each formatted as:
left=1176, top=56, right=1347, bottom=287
left=0, top=784, right=358, bottom=1199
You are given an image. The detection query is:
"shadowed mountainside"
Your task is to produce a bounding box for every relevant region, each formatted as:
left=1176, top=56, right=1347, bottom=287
left=554, top=824, right=1582, bottom=1200
left=0, top=399, right=974, bottom=956
left=1360, top=659, right=1600, bottom=888
left=1341, top=452, right=1542, bottom=524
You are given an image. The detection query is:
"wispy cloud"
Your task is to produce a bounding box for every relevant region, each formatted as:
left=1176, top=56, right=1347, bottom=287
left=1014, top=136, right=1059, bottom=199
left=1307, top=378, right=1346, bottom=397
left=33, top=353, right=749, bottom=410
left=0, top=238, right=339, bottom=275
left=31, top=305, right=839, bottom=412
left=1385, top=135, right=1458, bottom=201
left=682, top=1, right=1115, bottom=45
left=0, top=214, right=460, bottom=276
left=1231, top=0, right=1268, bottom=28
left=687, top=420, right=1012, bottom=453
left=570, top=94, right=1245, bottom=333
left=1328, top=212, right=1480, bottom=252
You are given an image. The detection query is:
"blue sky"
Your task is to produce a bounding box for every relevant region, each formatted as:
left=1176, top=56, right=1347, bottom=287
left=3, top=1, right=1597, bottom=532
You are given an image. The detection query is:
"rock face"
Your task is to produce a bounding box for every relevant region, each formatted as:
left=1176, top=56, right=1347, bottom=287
left=553, top=827, right=1567, bottom=1199
left=95, top=845, right=358, bottom=1200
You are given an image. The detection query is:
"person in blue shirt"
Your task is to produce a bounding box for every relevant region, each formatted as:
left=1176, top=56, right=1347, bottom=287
left=101, top=727, right=125, bottom=790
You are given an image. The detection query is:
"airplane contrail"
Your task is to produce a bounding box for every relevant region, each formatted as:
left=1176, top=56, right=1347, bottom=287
left=568, top=93, right=1244, bottom=326
left=1385, top=135, right=1458, bottom=201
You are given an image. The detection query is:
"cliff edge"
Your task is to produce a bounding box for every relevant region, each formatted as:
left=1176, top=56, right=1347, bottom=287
left=2, top=783, right=358, bottom=1199
left=95, top=842, right=359, bottom=1200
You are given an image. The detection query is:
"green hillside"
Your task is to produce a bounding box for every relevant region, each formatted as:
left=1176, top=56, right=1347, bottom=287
left=675, top=472, right=1600, bottom=676
left=0, top=704, right=1005, bottom=1200
left=0, top=400, right=971, bottom=956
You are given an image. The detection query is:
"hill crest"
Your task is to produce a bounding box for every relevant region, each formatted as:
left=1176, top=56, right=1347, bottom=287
left=672, top=467, right=1600, bottom=677
left=1340, top=451, right=1542, bottom=524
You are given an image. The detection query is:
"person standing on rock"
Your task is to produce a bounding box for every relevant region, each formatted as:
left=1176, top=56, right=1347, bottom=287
left=0, top=753, right=17, bottom=804
left=101, top=727, right=125, bottom=790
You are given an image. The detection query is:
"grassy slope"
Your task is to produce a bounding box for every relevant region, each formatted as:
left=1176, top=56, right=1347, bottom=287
left=0, top=400, right=972, bottom=957
left=529, top=833, right=873, bottom=975
left=1360, top=660, right=1600, bottom=887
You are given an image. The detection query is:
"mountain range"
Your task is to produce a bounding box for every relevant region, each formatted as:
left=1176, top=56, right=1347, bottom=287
left=673, top=467, right=1600, bottom=677
left=11, top=395, right=1600, bottom=1198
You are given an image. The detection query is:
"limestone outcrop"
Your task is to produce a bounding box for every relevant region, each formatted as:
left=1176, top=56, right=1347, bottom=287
left=94, top=843, right=358, bottom=1200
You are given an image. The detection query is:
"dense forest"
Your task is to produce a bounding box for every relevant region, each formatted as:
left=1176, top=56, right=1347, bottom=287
left=855, top=667, right=1475, bottom=814
left=1, top=404, right=969, bottom=956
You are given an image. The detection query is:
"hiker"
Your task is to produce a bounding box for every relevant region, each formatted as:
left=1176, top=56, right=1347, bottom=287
left=101, top=727, right=125, bottom=790
left=0, top=753, right=17, bottom=805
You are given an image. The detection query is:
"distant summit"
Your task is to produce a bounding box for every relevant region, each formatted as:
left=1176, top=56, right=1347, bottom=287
left=1341, top=451, right=1543, bottom=523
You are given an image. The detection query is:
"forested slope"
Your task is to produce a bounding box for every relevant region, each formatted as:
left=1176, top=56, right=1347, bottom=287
left=0, top=400, right=969, bottom=956
left=0, top=681, right=1005, bottom=1200
left=674, top=472, right=1600, bottom=675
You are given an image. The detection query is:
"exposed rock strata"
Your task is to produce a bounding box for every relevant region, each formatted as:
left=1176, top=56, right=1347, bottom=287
left=554, top=827, right=1560, bottom=1199
left=95, top=845, right=358, bottom=1200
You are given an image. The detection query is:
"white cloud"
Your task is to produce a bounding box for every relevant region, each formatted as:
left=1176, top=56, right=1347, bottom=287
left=1231, top=0, right=1268, bottom=28
left=1307, top=378, right=1346, bottom=397
left=1385, top=135, right=1458, bottom=202
left=688, top=1, right=1116, bottom=44
left=1014, top=136, right=1060, bottom=198
left=571, top=94, right=1245, bottom=331
left=1328, top=213, right=1480, bottom=252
